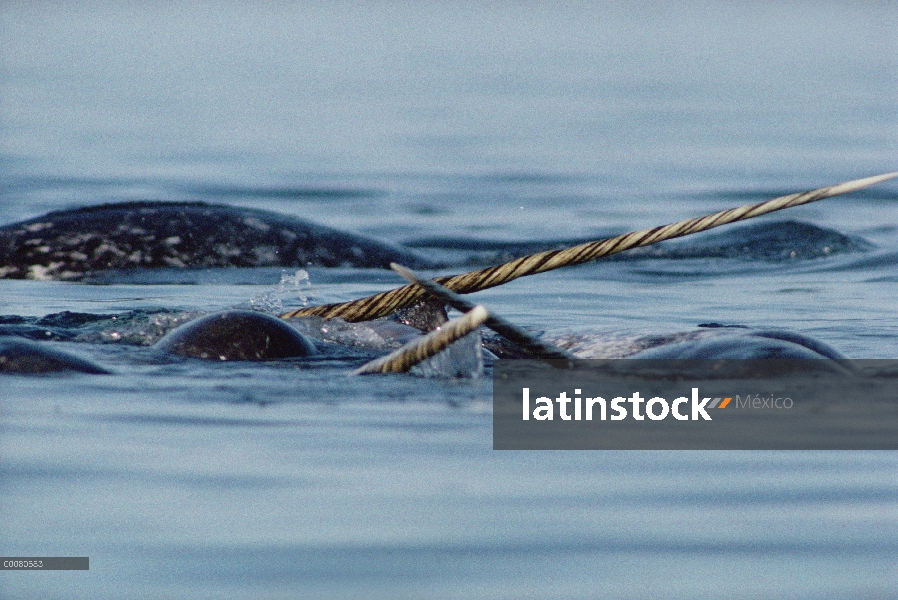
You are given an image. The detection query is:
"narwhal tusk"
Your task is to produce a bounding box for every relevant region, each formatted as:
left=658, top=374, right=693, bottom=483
left=284, top=172, right=898, bottom=323
left=353, top=305, right=489, bottom=374
left=390, top=262, right=576, bottom=360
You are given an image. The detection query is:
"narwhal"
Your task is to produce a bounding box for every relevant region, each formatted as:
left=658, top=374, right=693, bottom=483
left=1, top=173, right=895, bottom=374
left=0, top=200, right=436, bottom=280
left=163, top=172, right=897, bottom=372
left=281, top=172, right=897, bottom=371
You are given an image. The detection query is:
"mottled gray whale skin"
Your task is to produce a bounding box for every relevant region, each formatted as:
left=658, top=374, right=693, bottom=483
left=0, top=336, right=110, bottom=374
left=155, top=310, right=318, bottom=361
left=0, top=201, right=436, bottom=280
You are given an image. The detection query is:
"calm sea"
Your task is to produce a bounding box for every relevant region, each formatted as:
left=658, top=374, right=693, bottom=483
left=1, top=2, right=897, bottom=598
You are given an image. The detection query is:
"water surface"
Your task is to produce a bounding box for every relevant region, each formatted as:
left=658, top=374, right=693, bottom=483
left=1, top=2, right=897, bottom=598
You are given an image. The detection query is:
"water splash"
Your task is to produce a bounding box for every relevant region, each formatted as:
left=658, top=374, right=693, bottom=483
left=75, top=310, right=206, bottom=345
left=410, top=330, right=484, bottom=379
left=289, top=316, right=421, bottom=351
left=242, top=269, right=312, bottom=314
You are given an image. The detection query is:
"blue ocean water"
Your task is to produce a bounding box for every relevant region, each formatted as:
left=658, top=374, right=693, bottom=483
left=1, top=2, right=897, bottom=598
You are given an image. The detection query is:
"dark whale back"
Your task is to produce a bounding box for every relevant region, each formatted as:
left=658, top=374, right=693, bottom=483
left=0, top=336, right=110, bottom=375
left=627, top=329, right=850, bottom=361
left=0, top=201, right=435, bottom=280
left=155, top=310, right=317, bottom=361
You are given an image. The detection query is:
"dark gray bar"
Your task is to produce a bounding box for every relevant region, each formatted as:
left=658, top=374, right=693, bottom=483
left=1, top=557, right=89, bottom=570
left=493, top=359, right=898, bottom=450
